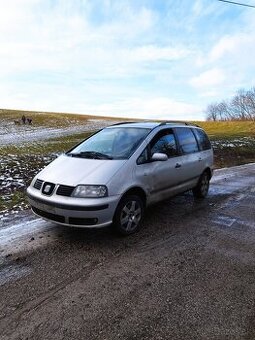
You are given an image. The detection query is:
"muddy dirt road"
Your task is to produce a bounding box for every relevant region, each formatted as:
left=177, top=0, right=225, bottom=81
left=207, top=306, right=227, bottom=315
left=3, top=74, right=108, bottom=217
left=0, top=163, right=255, bottom=340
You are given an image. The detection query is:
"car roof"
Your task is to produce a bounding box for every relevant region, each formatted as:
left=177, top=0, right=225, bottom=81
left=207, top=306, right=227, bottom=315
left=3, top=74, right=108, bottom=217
left=107, top=121, right=201, bottom=130
left=107, top=122, right=160, bottom=129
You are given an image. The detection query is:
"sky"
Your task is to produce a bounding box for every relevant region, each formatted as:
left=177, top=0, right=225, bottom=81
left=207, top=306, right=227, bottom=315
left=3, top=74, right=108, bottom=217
left=0, top=0, right=255, bottom=121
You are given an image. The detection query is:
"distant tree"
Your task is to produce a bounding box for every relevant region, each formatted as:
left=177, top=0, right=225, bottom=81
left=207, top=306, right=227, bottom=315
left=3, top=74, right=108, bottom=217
left=217, top=101, right=229, bottom=121
left=231, top=89, right=250, bottom=120
left=205, top=101, right=229, bottom=121
left=205, top=103, right=220, bottom=121
left=245, top=87, right=255, bottom=121
left=205, top=87, right=255, bottom=121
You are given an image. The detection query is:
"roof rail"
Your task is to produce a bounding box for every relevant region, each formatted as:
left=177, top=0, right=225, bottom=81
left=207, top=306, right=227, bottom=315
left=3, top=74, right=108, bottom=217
left=110, top=121, right=140, bottom=126
left=159, top=121, right=200, bottom=128
left=110, top=121, right=201, bottom=128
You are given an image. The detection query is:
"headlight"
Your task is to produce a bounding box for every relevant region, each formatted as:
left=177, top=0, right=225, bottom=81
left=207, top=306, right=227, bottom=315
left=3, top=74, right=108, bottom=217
left=72, top=185, right=108, bottom=198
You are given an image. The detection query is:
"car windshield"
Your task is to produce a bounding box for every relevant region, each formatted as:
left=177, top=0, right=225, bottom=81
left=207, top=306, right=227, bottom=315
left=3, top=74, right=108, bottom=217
left=67, top=127, right=150, bottom=160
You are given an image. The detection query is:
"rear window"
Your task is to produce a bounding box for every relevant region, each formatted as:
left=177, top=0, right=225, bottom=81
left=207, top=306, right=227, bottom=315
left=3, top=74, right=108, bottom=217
left=192, top=128, right=211, bottom=151
left=174, top=127, right=199, bottom=154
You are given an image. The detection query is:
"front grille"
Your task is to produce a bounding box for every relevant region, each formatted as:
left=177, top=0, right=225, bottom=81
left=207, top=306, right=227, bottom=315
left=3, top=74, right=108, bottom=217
left=32, top=206, right=65, bottom=223
left=69, top=217, right=98, bottom=226
left=56, top=185, right=75, bottom=197
left=34, top=179, right=43, bottom=190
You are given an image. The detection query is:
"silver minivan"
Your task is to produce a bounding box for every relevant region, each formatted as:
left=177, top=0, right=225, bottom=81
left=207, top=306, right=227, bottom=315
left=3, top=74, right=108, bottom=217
left=27, top=122, right=213, bottom=235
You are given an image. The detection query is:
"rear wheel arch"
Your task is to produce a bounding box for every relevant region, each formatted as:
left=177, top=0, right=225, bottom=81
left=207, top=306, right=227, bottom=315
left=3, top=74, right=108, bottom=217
left=204, top=167, right=213, bottom=180
left=193, top=169, right=211, bottom=198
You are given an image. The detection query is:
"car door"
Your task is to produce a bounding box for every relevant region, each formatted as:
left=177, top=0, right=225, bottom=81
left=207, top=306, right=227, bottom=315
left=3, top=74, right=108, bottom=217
left=135, top=129, right=183, bottom=204
left=173, top=127, right=202, bottom=185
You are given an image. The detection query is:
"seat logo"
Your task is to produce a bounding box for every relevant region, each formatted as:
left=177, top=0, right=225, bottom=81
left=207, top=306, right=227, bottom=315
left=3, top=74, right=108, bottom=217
left=44, top=185, right=52, bottom=193
left=42, top=182, right=55, bottom=195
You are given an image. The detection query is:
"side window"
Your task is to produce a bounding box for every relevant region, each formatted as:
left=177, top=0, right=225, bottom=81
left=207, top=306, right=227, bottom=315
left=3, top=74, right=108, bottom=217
left=150, top=130, right=178, bottom=158
left=137, top=129, right=178, bottom=164
left=174, top=127, right=199, bottom=155
left=192, top=128, right=211, bottom=151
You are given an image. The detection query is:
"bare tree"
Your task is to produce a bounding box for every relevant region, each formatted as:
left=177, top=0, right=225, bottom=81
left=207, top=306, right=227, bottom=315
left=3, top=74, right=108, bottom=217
left=205, top=103, right=218, bottom=121
left=205, top=87, right=255, bottom=121
left=205, top=101, right=229, bottom=121
left=231, top=89, right=250, bottom=120
left=246, top=87, right=255, bottom=120
left=217, top=101, right=230, bottom=120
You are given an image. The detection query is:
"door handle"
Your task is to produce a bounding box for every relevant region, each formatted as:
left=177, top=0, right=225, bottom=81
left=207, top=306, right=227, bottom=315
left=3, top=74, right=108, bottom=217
left=175, top=163, right=181, bottom=168
left=198, top=157, right=202, bottom=162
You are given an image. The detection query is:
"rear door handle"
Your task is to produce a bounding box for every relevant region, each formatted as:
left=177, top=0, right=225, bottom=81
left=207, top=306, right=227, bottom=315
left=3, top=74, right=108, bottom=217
left=175, top=163, right=181, bottom=168
left=198, top=157, right=202, bottom=162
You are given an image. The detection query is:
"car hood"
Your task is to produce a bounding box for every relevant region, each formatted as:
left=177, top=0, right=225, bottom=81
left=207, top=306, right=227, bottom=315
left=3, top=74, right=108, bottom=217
left=36, top=154, right=127, bottom=186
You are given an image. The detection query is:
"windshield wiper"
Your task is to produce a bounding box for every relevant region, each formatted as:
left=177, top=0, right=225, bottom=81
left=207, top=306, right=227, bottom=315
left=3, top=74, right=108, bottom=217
left=68, top=151, right=113, bottom=160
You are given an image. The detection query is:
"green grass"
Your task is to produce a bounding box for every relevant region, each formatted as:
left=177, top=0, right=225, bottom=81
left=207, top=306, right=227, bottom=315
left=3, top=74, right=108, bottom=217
left=192, top=121, right=255, bottom=168
left=0, top=108, right=123, bottom=128
left=194, top=120, right=255, bottom=139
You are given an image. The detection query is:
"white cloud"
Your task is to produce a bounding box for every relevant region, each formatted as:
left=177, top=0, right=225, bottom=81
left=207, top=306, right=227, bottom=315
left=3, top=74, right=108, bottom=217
left=0, top=0, right=37, bottom=29
left=90, top=97, right=201, bottom=120
left=74, top=96, right=203, bottom=120
left=209, top=34, right=253, bottom=61
left=0, top=79, right=202, bottom=120
left=190, top=68, right=225, bottom=89
left=192, top=0, right=220, bottom=18
left=0, top=0, right=191, bottom=81
left=0, top=1, right=254, bottom=120
left=127, top=45, right=190, bottom=63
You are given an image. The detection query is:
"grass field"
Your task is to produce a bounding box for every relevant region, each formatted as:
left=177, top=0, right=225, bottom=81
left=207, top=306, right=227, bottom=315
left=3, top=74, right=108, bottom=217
left=0, top=109, right=255, bottom=217
left=196, top=121, right=255, bottom=168
left=0, top=108, right=116, bottom=127
left=196, top=120, right=255, bottom=138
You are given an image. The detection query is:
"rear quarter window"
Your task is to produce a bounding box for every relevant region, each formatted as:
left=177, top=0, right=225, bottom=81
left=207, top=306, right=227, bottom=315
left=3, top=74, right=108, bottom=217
left=192, top=128, right=212, bottom=151
left=174, top=127, right=199, bottom=154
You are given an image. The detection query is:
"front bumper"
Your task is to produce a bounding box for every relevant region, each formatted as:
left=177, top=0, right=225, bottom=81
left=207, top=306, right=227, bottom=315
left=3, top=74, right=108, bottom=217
left=27, top=186, right=120, bottom=228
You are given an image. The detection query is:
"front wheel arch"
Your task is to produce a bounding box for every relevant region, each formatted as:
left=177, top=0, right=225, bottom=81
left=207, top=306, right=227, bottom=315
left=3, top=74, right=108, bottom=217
left=121, top=187, right=147, bottom=207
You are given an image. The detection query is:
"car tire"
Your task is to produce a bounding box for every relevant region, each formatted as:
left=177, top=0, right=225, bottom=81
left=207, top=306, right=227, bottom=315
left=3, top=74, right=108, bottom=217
left=113, top=195, right=144, bottom=235
left=192, top=171, right=210, bottom=198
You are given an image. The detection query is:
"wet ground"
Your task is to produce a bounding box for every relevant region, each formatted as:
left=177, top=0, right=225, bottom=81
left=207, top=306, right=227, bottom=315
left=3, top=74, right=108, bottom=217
left=0, top=163, right=255, bottom=339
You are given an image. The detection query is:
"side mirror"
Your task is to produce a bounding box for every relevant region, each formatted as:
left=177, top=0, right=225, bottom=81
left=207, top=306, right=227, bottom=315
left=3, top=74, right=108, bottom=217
left=151, top=153, right=168, bottom=161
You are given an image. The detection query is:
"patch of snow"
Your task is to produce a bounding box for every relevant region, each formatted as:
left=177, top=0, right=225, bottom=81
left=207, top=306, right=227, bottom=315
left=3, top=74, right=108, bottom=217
left=0, top=119, right=119, bottom=146
left=0, top=264, right=31, bottom=286
left=211, top=137, right=255, bottom=149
